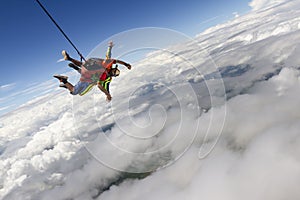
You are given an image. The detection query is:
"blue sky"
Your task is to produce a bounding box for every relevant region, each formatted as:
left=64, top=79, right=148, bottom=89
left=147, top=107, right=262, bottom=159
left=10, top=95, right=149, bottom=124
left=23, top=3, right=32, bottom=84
left=0, top=0, right=251, bottom=116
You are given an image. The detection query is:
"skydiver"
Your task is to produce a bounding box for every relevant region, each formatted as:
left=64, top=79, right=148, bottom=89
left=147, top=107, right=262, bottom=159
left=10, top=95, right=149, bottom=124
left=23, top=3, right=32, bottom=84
left=54, top=42, right=131, bottom=101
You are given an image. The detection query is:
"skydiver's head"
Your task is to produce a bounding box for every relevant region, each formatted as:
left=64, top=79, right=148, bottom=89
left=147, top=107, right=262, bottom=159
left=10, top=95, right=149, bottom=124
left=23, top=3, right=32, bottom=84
left=110, top=68, right=120, bottom=77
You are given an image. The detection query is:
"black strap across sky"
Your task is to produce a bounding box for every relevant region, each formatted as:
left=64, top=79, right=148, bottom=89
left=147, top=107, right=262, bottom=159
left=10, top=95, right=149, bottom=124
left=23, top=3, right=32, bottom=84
left=35, top=0, right=86, bottom=61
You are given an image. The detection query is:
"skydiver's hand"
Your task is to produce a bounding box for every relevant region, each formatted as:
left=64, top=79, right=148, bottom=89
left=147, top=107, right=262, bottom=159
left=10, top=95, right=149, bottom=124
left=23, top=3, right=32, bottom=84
left=125, top=63, right=131, bottom=70
left=106, top=94, right=112, bottom=102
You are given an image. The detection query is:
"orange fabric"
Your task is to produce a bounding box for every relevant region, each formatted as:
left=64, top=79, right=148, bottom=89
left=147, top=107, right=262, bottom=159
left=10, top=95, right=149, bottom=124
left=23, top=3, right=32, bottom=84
left=102, top=59, right=115, bottom=70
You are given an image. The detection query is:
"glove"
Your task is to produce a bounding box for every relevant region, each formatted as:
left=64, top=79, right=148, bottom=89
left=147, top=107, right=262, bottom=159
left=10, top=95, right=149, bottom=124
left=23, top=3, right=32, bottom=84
left=125, top=63, right=131, bottom=70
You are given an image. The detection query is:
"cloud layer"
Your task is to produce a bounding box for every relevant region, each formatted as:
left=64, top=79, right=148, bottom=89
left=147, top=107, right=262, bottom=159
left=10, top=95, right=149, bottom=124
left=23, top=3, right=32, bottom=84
left=249, top=0, right=290, bottom=11
left=1, top=1, right=300, bottom=199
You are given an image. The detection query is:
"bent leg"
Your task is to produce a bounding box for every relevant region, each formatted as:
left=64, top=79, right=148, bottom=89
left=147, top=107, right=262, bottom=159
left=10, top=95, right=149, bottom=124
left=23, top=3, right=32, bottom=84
left=62, top=50, right=83, bottom=66
left=68, top=63, right=81, bottom=73
left=69, top=58, right=83, bottom=66
left=72, top=81, right=91, bottom=95
left=64, top=82, right=75, bottom=93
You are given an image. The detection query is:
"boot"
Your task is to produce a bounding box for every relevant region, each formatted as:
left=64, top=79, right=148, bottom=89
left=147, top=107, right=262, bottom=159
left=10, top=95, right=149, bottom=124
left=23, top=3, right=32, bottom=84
left=53, top=75, right=68, bottom=83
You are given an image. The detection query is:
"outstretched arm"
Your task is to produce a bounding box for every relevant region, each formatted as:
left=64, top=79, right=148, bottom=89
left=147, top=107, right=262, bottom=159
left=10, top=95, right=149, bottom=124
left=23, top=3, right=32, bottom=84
left=97, top=82, right=112, bottom=101
left=115, top=59, right=131, bottom=69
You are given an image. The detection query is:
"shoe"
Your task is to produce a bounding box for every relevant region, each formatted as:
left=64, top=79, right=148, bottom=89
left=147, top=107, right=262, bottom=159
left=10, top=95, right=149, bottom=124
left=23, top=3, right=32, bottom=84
left=59, top=83, right=67, bottom=88
left=53, top=75, right=68, bottom=83
left=68, top=63, right=80, bottom=71
left=62, top=50, right=70, bottom=60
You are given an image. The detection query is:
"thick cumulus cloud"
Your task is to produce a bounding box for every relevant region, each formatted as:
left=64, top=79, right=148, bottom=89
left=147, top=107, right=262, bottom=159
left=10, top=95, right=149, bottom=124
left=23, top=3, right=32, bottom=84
left=1, top=1, right=300, bottom=200
left=98, top=68, right=300, bottom=200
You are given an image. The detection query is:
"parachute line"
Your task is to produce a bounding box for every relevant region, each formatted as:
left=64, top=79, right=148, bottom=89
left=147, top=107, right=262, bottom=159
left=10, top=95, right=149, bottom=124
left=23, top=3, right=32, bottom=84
left=35, top=0, right=86, bottom=61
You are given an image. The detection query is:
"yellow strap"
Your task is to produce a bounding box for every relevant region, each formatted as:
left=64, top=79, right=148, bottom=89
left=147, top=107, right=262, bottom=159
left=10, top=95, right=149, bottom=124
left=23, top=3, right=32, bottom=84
left=97, top=77, right=112, bottom=91
left=79, top=83, right=96, bottom=96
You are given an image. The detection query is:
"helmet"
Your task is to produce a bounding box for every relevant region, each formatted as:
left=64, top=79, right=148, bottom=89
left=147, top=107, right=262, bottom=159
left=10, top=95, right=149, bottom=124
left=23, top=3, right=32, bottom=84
left=111, top=68, right=120, bottom=77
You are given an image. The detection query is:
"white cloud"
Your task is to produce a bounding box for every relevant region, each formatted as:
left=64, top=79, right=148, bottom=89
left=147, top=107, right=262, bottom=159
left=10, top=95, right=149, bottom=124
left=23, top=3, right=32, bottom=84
left=197, top=15, right=224, bottom=27
left=233, top=12, right=239, bottom=18
left=0, top=105, right=15, bottom=112
left=0, top=83, right=16, bottom=90
left=1, top=1, right=300, bottom=200
left=249, top=0, right=290, bottom=11
left=98, top=67, right=300, bottom=200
